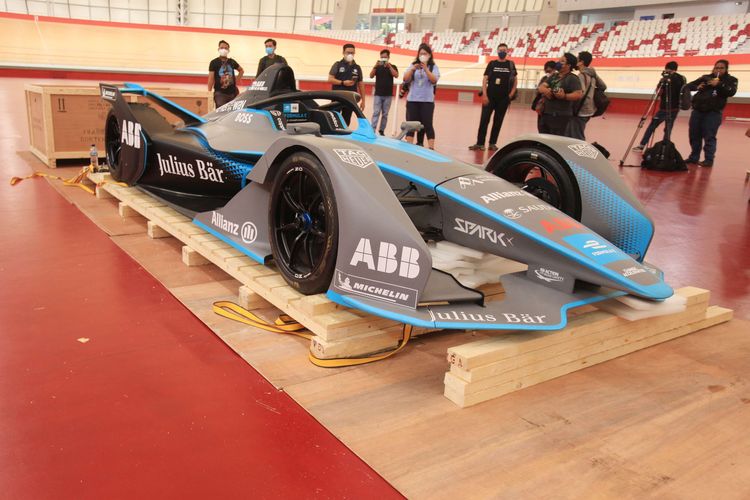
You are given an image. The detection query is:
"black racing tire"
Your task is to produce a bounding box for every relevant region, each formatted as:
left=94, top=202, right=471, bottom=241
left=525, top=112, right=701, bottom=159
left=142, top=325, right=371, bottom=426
left=269, top=152, right=338, bottom=295
left=104, top=109, right=128, bottom=184
left=487, top=146, right=582, bottom=219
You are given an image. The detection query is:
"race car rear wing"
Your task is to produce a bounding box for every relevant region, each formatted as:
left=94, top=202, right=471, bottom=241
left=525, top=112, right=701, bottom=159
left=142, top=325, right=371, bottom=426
left=99, top=83, right=206, bottom=127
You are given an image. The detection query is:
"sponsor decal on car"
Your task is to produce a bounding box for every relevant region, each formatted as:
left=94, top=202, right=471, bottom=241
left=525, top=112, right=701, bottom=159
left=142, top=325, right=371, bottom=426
left=335, top=270, right=418, bottom=308
left=457, top=174, right=497, bottom=189
left=621, top=266, right=646, bottom=278
left=209, top=212, right=257, bottom=243
left=430, top=310, right=547, bottom=324
left=333, top=149, right=374, bottom=169
left=540, top=217, right=582, bottom=234
left=234, top=112, right=254, bottom=124
left=121, top=119, right=142, bottom=149
left=100, top=86, right=117, bottom=101
left=502, top=204, right=556, bottom=219
left=249, top=80, right=268, bottom=92
left=282, top=102, right=300, bottom=113
left=216, top=99, right=247, bottom=113
left=480, top=190, right=533, bottom=204
left=269, top=110, right=286, bottom=130
left=534, top=267, right=564, bottom=283
left=563, top=233, right=629, bottom=265
left=156, top=153, right=225, bottom=183
left=349, top=238, right=421, bottom=279
left=453, top=218, right=514, bottom=247
left=567, top=143, right=599, bottom=159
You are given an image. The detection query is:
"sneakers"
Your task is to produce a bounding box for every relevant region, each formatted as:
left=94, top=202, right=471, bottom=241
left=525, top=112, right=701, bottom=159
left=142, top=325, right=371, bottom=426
left=378, top=130, right=385, bottom=136
left=468, top=144, right=485, bottom=151
left=488, top=144, right=499, bottom=151
left=699, top=160, right=713, bottom=167
left=632, top=145, right=644, bottom=152
left=685, top=158, right=700, bottom=165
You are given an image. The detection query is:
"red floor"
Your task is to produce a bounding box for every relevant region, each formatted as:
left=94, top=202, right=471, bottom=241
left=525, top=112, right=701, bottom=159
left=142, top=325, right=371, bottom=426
left=2, top=77, right=749, bottom=497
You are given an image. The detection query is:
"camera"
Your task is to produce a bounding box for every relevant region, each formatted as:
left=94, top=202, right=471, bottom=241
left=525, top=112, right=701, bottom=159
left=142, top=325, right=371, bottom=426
left=661, top=70, right=670, bottom=77
left=399, top=82, right=410, bottom=98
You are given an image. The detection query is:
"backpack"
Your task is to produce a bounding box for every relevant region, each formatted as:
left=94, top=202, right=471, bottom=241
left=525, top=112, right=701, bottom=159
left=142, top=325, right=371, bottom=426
left=679, top=80, right=692, bottom=111
left=641, top=140, right=687, bottom=171
left=592, top=86, right=610, bottom=117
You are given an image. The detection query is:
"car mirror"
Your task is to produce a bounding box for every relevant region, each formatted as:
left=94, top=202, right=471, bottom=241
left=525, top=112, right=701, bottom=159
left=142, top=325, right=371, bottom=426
left=397, top=121, right=424, bottom=140
left=286, top=122, right=322, bottom=137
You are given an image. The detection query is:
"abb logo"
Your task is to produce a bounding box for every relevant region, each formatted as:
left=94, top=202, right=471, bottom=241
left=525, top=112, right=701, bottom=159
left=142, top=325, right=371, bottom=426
left=121, top=119, right=142, bottom=149
left=349, top=238, right=421, bottom=279
left=540, top=217, right=582, bottom=234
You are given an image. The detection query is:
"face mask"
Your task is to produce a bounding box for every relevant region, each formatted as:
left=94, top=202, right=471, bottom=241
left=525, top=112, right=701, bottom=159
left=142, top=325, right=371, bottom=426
left=380, top=58, right=388, bottom=63
left=554, top=62, right=563, bottom=72
left=265, top=46, right=274, bottom=55
left=345, top=54, right=354, bottom=62
left=419, top=55, right=429, bottom=64
left=498, top=51, right=507, bottom=59
left=218, top=48, right=229, bottom=57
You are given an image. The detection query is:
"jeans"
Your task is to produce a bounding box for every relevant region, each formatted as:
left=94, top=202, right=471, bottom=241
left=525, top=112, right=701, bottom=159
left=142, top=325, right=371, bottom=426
left=566, top=116, right=590, bottom=140
left=539, top=114, right=572, bottom=137
left=405, top=101, right=435, bottom=145
left=640, top=109, right=679, bottom=146
left=214, top=90, right=238, bottom=108
left=371, top=95, right=393, bottom=133
left=476, top=97, right=510, bottom=145
left=688, top=110, right=723, bottom=162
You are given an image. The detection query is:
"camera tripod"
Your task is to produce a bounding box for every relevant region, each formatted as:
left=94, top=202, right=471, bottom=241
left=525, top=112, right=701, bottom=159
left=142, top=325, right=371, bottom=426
left=618, top=75, right=674, bottom=166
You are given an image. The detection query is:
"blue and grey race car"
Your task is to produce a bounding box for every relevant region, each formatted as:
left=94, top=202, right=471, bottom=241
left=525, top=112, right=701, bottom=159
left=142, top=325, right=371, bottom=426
left=100, top=63, right=672, bottom=331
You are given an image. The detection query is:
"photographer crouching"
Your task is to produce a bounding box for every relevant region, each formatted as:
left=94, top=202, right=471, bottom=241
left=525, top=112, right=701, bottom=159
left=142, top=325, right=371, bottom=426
left=632, top=61, right=686, bottom=152
left=685, top=59, right=738, bottom=167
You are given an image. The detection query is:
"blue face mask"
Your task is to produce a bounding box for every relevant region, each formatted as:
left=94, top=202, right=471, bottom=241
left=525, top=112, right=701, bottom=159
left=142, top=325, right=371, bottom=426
left=498, top=51, right=507, bottom=59
left=554, top=62, right=563, bottom=71
left=265, top=46, right=274, bottom=55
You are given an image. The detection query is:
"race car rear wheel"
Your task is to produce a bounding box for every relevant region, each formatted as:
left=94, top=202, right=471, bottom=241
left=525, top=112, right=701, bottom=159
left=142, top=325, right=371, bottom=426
left=104, top=110, right=125, bottom=183
left=488, top=147, right=582, bottom=219
left=269, top=152, right=338, bottom=295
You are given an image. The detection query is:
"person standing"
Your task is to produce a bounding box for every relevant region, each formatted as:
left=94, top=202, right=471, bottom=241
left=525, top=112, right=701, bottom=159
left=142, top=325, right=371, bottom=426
left=328, top=43, right=366, bottom=124
left=208, top=40, right=244, bottom=108
left=403, top=44, right=440, bottom=149
left=256, top=38, right=288, bottom=76
left=685, top=59, right=738, bottom=167
left=537, top=53, right=582, bottom=137
left=532, top=61, right=557, bottom=133
left=370, top=49, right=399, bottom=136
left=568, top=51, right=607, bottom=140
left=469, top=43, right=517, bottom=151
left=632, top=61, right=686, bottom=152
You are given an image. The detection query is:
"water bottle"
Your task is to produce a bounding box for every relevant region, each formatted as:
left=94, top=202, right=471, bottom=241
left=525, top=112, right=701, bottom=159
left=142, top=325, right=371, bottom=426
left=89, top=144, right=98, bottom=170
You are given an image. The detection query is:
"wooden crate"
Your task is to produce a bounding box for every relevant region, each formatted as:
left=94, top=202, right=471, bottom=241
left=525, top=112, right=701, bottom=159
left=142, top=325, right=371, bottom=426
left=24, top=84, right=212, bottom=168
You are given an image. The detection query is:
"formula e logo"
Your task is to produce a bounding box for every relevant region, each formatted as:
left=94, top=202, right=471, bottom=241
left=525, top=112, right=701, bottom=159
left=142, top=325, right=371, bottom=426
left=121, top=120, right=142, bottom=149
left=282, top=103, right=300, bottom=113
left=333, top=149, right=374, bottom=169
left=534, top=268, right=564, bottom=283
left=453, top=218, right=513, bottom=247
left=349, top=238, right=421, bottom=278
left=568, top=143, right=599, bottom=159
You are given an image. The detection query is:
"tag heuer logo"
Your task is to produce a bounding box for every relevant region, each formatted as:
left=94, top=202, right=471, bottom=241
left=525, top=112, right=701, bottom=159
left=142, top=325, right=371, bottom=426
left=568, top=143, right=599, bottom=159
left=333, top=149, right=374, bottom=169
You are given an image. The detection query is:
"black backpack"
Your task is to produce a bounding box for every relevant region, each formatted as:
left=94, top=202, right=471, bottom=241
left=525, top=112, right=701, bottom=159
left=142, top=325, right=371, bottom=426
left=641, top=140, right=687, bottom=171
left=592, top=87, right=610, bottom=117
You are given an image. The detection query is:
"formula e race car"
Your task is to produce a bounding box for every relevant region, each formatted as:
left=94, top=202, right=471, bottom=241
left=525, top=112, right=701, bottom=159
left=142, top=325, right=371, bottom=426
left=100, top=63, right=673, bottom=331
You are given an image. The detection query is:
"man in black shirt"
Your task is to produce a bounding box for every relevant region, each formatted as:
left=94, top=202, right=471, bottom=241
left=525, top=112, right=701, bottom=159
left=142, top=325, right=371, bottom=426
left=369, top=49, right=399, bottom=136
left=633, top=61, right=686, bottom=152
left=537, top=53, right=582, bottom=137
left=327, top=43, right=366, bottom=125
left=256, top=38, right=288, bottom=76
left=469, top=43, right=517, bottom=151
left=685, top=59, right=738, bottom=167
left=207, top=40, right=244, bottom=108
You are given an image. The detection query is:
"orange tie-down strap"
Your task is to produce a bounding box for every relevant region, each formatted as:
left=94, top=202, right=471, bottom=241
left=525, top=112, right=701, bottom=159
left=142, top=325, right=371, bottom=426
left=10, top=166, right=127, bottom=194
left=212, top=301, right=413, bottom=368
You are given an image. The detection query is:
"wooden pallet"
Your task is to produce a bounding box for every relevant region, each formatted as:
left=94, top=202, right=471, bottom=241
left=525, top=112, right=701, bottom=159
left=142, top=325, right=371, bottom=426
left=444, top=287, right=733, bottom=407
left=88, top=172, right=469, bottom=359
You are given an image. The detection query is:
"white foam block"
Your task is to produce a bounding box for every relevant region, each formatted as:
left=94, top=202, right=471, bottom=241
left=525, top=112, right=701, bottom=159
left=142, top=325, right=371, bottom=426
left=596, top=294, right=687, bottom=321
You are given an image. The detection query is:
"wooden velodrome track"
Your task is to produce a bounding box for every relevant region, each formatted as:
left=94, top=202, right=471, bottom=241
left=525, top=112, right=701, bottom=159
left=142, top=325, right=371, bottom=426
left=2, top=12, right=750, bottom=94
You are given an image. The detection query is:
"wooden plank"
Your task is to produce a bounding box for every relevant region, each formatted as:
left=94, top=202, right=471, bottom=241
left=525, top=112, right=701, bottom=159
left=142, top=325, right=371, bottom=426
left=182, top=245, right=210, bottom=266
left=444, top=306, right=734, bottom=408
left=238, top=286, right=271, bottom=310
left=310, top=326, right=403, bottom=359
left=95, top=185, right=113, bottom=200
left=147, top=221, right=171, bottom=239
left=118, top=202, right=139, bottom=218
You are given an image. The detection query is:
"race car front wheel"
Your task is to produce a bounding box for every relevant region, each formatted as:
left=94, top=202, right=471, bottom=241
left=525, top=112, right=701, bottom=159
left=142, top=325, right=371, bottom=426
left=487, top=147, right=582, bottom=220
left=269, top=152, right=338, bottom=295
left=104, top=110, right=126, bottom=183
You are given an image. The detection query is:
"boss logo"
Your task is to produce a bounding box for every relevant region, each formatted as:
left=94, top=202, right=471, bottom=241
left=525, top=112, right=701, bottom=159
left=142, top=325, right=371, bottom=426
left=234, top=112, right=254, bottom=124
left=349, top=238, right=421, bottom=279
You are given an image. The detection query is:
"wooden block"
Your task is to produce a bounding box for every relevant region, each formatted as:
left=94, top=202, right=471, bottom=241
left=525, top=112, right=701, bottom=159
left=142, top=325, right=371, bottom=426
left=444, top=306, right=733, bottom=408
left=238, top=286, right=271, bottom=310
left=118, top=202, right=139, bottom=218
left=95, top=185, right=113, bottom=199
left=296, top=294, right=341, bottom=316
left=147, top=221, right=171, bottom=239
left=310, top=326, right=403, bottom=359
left=182, top=245, right=210, bottom=266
